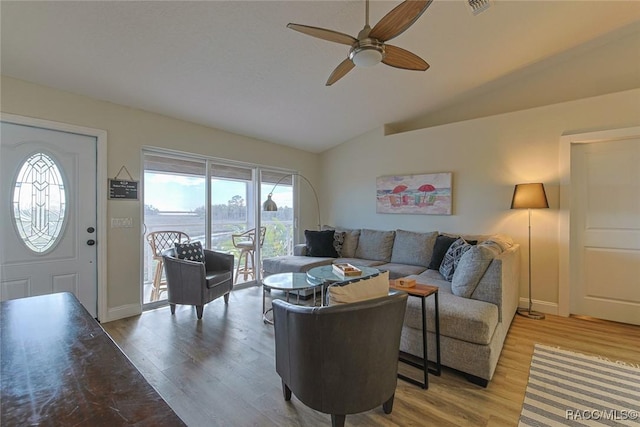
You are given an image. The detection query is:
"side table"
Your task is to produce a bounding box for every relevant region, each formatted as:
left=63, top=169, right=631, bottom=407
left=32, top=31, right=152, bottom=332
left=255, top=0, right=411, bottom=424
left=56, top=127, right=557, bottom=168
left=389, top=280, right=441, bottom=389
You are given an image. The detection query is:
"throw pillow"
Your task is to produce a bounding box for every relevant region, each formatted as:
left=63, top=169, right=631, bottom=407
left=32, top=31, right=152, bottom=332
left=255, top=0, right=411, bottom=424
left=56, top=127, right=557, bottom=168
left=327, top=270, right=389, bottom=305
left=428, top=235, right=458, bottom=270
left=333, top=231, right=345, bottom=257
left=390, top=230, right=438, bottom=267
left=439, top=238, right=472, bottom=281
left=336, top=228, right=360, bottom=258
left=354, top=229, right=395, bottom=262
left=451, top=245, right=496, bottom=298
left=305, top=230, right=339, bottom=257
left=175, top=241, right=204, bottom=262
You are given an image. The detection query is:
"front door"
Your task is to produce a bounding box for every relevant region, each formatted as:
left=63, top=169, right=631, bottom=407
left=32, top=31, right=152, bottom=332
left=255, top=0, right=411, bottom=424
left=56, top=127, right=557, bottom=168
left=1, top=121, right=98, bottom=317
left=570, top=137, right=640, bottom=325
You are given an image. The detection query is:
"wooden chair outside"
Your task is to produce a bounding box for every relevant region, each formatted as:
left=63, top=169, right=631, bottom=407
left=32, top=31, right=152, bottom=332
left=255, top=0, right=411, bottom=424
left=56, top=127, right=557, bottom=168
left=232, top=226, right=266, bottom=284
left=146, top=231, right=190, bottom=302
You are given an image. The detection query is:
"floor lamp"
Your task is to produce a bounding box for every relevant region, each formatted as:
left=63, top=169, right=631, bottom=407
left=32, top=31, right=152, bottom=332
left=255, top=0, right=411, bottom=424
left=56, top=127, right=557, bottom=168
left=511, top=183, right=549, bottom=320
left=263, top=173, right=321, bottom=230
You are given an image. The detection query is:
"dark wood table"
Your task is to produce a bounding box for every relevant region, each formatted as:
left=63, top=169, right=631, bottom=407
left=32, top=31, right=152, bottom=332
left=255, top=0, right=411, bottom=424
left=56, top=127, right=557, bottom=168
left=1, top=292, right=185, bottom=426
left=389, top=280, right=441, bottom=389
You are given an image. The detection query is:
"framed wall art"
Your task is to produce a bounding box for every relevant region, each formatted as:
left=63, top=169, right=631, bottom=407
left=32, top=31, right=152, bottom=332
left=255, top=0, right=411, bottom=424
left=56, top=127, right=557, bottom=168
left=376, top=172, right=452, bottom=215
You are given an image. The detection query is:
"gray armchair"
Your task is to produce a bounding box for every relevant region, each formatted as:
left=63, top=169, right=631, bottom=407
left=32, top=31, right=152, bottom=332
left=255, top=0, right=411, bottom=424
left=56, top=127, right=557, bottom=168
left=272, top=291, right=408, bottom=427
left=162, top=248, right=234, bottom=319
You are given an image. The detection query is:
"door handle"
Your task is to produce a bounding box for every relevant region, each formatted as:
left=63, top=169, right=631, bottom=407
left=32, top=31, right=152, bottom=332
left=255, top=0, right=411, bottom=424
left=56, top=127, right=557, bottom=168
left=87, top=240, right=96, bottom=246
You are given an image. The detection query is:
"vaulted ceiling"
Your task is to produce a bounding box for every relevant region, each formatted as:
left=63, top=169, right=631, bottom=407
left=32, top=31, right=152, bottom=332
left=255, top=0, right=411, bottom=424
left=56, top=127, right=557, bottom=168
left=2, top=1, right=639, bottom=152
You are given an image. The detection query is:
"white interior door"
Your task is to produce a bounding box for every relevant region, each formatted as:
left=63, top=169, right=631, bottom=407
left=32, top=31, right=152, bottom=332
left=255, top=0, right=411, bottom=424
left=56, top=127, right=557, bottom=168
left=570, top=138, right=640, bottom=325
left=1, top=122, right=98, bottom=317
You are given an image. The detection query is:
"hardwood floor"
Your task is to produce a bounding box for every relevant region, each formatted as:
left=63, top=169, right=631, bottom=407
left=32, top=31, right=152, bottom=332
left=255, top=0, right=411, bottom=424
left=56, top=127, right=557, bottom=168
left=103, top=286, right=640, bottom=427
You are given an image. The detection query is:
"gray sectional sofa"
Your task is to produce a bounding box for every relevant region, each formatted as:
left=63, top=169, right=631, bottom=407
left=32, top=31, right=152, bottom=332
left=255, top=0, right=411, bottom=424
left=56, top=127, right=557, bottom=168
left=263, top=227, right=520, bottom=386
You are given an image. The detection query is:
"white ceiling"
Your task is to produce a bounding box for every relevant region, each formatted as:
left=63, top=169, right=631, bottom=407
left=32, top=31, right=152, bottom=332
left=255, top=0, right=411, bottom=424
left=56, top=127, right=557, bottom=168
left=2, top=1, right=640, bottom=153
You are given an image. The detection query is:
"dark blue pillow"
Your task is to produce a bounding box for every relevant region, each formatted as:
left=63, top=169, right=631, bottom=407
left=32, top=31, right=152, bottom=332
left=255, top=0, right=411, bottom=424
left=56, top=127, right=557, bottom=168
left=305, top=230, right=339, bottom=257
left=175, top=241, right=204, bottom=262
left=428, top=235, right=458, bottom=270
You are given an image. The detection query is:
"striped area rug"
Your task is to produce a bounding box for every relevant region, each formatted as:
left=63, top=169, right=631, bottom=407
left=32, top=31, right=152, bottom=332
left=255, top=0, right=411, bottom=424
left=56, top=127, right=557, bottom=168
left=519, top=344, right=640, bottom=427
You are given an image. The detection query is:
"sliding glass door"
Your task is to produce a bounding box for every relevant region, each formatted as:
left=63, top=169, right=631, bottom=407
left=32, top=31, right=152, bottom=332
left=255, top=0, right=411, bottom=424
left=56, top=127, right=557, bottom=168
left=143, top=155, right=206, bottom=307
left=142, top=151, right=296, bottom=308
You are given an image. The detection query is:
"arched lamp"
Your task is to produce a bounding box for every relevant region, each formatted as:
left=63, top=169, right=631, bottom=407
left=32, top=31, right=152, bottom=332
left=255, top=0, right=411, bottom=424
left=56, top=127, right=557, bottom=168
left=263, top=173, right=321, bottom=230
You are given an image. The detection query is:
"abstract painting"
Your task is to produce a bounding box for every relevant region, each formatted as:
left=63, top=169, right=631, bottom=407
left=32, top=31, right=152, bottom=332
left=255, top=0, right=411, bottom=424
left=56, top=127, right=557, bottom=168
left=376, top=172, right=452, bottom=215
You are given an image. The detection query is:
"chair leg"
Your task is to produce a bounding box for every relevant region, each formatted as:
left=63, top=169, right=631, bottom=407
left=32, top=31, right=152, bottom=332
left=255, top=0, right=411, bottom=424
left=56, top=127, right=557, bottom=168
left=224, top=293, right=229, bottom=304
left=170, top=304, right=176, bottom=315
left=383, top=393, right=395, bottom=414
left=331, top=414, right=346, bottom=427
left=282, top=380, right=291, bottom=401
left=196, top=305, right=204, bottom=319
left=243, top=249, right=249, bottom=280
left=248, top=249, right=255, bottom=280
left=151, top=260, right=163, bottom=302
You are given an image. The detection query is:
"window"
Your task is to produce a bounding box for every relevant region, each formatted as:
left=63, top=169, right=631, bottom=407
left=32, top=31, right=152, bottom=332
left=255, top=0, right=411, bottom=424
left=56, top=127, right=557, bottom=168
left=12, top=152, right=67, bottom=253
left=142, top=151, right=297, bottom=307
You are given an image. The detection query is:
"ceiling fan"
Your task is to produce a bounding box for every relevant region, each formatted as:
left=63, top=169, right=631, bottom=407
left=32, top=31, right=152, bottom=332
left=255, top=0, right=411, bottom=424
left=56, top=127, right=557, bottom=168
left=287, top=0, right=433, bottom=86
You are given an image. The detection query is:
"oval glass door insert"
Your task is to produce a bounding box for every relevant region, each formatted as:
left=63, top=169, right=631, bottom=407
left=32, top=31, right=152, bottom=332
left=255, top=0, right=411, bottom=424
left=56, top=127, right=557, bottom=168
left=12, top=152, right=67, bottom=253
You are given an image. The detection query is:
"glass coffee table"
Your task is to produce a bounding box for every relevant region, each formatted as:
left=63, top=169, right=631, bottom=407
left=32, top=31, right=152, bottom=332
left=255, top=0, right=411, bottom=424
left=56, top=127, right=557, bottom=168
left=262, top=273, right=324, bottom=324
left=306, top=265, right=381, bottom=284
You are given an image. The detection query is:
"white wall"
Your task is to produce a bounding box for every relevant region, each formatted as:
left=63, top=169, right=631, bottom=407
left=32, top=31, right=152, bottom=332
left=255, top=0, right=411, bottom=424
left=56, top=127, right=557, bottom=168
left=1, top=76, right=321, bottom=321
left=321, top=89, right=640, bottom=312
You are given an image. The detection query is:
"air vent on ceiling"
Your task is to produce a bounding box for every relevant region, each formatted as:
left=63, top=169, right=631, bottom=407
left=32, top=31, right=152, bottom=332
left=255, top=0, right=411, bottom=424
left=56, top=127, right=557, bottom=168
left=468, top=0, right=492, bottom=16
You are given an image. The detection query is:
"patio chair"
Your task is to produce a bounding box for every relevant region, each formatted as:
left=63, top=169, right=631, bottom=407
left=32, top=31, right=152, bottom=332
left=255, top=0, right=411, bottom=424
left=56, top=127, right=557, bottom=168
left=232, top=226, right=266, bottom=283
left=146, top=231, right=190, bottom=302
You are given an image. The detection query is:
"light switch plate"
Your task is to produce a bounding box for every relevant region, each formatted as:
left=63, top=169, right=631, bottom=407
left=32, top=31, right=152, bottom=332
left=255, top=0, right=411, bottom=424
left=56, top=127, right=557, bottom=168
left=111, top=217, right=133, bottom=228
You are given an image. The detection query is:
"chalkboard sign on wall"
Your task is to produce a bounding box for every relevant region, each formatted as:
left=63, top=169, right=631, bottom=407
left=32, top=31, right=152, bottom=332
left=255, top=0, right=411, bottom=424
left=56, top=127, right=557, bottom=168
left=109, top=166, right=138, bottom=200
left=109, top=179, right=138, bottom=200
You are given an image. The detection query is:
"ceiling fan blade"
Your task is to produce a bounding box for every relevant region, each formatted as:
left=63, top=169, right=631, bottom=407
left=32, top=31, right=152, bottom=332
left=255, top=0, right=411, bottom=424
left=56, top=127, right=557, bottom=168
left=326, top=58, right=355, bottom=86
left=369, top=0, right=433, bottom=42
left=382, top=45, right=429, bottom=71
left=287, top=23, right=357, bottom=46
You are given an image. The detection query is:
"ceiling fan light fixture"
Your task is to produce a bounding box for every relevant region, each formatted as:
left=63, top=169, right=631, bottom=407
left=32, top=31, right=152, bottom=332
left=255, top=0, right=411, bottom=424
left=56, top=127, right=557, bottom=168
left=349, top=40, right=385, bottom=67
left=351, top=48, right=383, bottom=67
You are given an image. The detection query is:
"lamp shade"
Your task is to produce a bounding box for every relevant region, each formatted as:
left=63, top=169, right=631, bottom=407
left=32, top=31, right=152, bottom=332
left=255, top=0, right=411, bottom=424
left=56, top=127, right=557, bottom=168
left=262, top=173, right=321, bottom=229
left=511, top=183, right=549, bottom=209
left=263, top=194, right=278, bottom=211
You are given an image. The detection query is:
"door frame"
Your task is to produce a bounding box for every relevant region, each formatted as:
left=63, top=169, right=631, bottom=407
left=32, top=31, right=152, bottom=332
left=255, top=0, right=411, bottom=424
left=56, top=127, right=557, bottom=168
left=558, top=125, right=640, bottom=317
left=1, top=113, right=108, bottom=321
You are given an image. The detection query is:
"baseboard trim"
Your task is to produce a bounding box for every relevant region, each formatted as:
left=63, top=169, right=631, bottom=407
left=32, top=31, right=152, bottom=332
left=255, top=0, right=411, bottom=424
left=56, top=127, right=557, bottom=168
left=103, top=303, right=142, bottom=323
left=518, top=298, right=559, bottom=316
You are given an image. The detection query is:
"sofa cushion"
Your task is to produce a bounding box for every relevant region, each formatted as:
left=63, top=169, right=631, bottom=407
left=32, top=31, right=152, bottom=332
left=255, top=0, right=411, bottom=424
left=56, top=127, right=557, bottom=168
left=439, top=238, right=472, bottom=281
left=327, top=271, right=389, bottom=305
left=403, top=291, right=499, bottom=345
left=263, top=255, right=334, bottom=274
left=305, top=230, right=339, bottom=257
left=390, top=230, right=438, bottom=267
left=377, top=263, right=427, bottom=280
left=411, top=270, right=452, bottom=291
left=427, top=235, right=458, bottom=270
left=451, top=245, right=496, bottom=298
left=175, top=241, right=204, bottom=262
left=355, top=229, right=395, bottom=262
